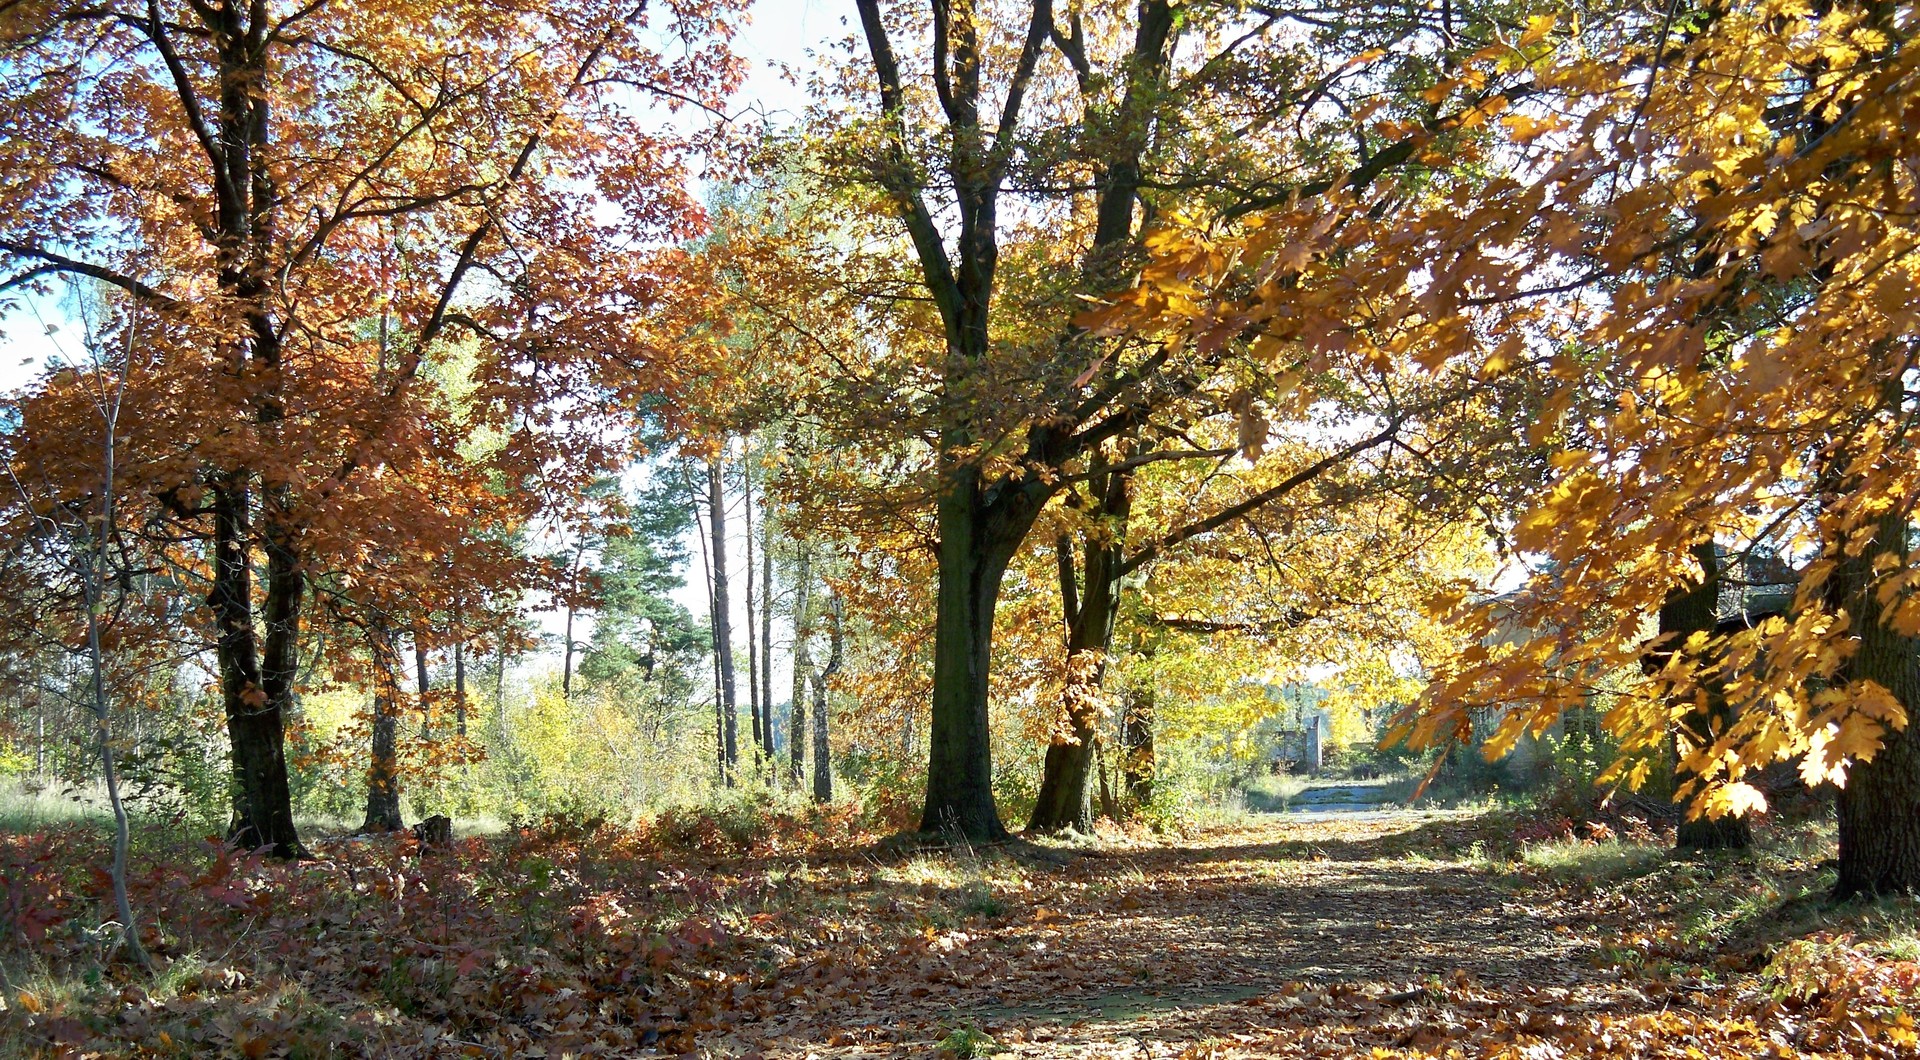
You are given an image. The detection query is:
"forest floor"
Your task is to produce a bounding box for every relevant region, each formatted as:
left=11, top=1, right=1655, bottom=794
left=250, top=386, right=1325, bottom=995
left=2, top=803, right=1917, bottom=1058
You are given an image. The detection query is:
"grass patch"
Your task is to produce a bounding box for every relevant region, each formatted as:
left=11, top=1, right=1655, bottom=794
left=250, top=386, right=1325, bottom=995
left=0, top=780, right=108, bottom=833
left=1519, top=838, right=1666, bottom=883
left=935, top=1023, right=1002, bottom=1058
left=1240, top=775, right=1309, bottom=813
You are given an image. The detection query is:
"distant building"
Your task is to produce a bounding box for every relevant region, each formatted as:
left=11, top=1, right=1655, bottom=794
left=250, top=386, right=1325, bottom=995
left=1466, top=547, right=1800, bottom=786
left=1264, top=682, right=1332, bottom=774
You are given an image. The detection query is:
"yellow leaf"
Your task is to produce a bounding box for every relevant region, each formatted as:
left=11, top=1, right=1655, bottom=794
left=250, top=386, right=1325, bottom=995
left=1699, top=781, right=1767, bottom=820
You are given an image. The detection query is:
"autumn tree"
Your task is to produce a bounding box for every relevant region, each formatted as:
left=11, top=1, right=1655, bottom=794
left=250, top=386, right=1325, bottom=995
left=0, top=290, right=160, bottom=967
left=0, top=0, right=740, bottom=855
left=1207, top=1, right=1920, bottom=892
left=774, top=0, right=1556, bottom=836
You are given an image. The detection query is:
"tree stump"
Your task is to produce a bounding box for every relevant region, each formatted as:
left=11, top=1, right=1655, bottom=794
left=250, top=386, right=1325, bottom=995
left=412, top=814, right=453, bottom=847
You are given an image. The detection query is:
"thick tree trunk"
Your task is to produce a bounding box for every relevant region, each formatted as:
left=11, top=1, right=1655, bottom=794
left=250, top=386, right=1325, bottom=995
left=362, top=628, right=404, bottom=833
left=709, top=457, right=738, bottom=780
left=813, top=594, right=842, bottom=803
left=1030, top=463, right=1130, bottom=833
left=919, top=472, right=1028, bottom=839
left=1831, top=507, right=1920, bottom=898
left=1656, top=541, right=1751, bottom=853
left=790, top=544, right=812, bottom=786
left=215, top=478, right=304, bottom=858
left=1028, top=655, right=1107, bottom=831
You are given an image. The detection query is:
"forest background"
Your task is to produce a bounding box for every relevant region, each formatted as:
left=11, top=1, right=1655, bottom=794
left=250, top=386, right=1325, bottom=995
left=0, top=0, right=1918, bottom=1052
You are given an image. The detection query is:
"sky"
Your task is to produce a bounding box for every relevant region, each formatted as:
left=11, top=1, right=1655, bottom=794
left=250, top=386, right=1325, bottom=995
left=732, top=0, right=841, bottom=122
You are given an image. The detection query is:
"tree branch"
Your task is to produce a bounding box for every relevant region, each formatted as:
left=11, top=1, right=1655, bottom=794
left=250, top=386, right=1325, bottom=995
left=1117, top=415, right=1405, bottom=578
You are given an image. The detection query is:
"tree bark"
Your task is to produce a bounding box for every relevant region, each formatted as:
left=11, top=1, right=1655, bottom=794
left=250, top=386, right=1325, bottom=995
left=760, top=480, right=775, bottom=765
left=1022, top=0, right=1173, bottom=832
left=708, top=456, right=738, bottom=780
left=453, top=634, right=467, bottom=739
left=1654, top=541, right=1751, bottom=852
left=813, top=592, right=843, bottom=803
left=495, top=641, right=508, bottom=734
left=1030, top=459, right=1130, bottom=833
left=415, top=634, right=432, bottom=740
left=214, top=477, right=304, bottom=858
left=1121, top=655, right=1156, bottom=808
left=361, top=627, right=405, bottom=833
left=562, top=602, right=576, bottom=703
left=791, top=543, right=813, bottom=786
left=919, top=470, right=1037, bottom=839
left=744, top=454, right=763, bottom=756
left=1830, top=505, right=1920, bottom=898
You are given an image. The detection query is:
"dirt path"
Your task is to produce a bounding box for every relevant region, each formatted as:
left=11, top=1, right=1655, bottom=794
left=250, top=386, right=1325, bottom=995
left=717, top=812, right=1647, bottom=1058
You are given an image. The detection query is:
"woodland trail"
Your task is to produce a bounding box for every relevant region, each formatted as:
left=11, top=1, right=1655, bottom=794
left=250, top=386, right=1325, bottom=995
left=0, top=808, right=1880, bottom=1058
left=711, top=812, right=1799, bottom=1059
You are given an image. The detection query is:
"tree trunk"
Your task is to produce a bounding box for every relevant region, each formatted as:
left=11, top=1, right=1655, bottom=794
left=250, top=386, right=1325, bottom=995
left=214, top=477, right=304, bottom=858
left=760, top=485, right=775, bottom=765
left=1019, top=0, right=1174, bottom=830
left=494, top=641, right=508, bottom=734
left=79, top=374, right=149, bottom=968
left=362, top=627, right=405, bottom=833
left=562, top=603, right=576, bottom=703
left=1655, top=541, right=1751, bottom=852
left=919, top=471, right=1030, bottom=840
left=1831, top=506, right=1920, bottom=898
left=1030, top=460, right=1130, bottom=833
left=813, top=593, right=843, bottom=803
left=790, top=543, right=813, bottom=787
left=744, top=454, right=763, bottom=757
left=1121, top=656, right=1155, bottom=808
left=415, top=634, right=432, bottom=740
left=453, top=636, right=467, bottom=739
left=96, top=689, right=148, bottom=969
left=708, top=457, right=738, bottom=780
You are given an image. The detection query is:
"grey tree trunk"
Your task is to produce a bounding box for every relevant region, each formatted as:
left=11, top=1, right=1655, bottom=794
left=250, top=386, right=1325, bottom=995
left=744, top=455, right=763, bottom=756
left=790, top=544, right=813, bottom=787
left=495, top=641, right=508, bottom=735
left=453, top=635, right=467, bottom=739
left=760, top=485, right=775, bottom=764
left=561, top=603, right=576, bottom=703
left=72, top=341, right=149, bottom=967
left=813, top=593, right=843, bottom=803
left=708, top=457, right=738, bottom=780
